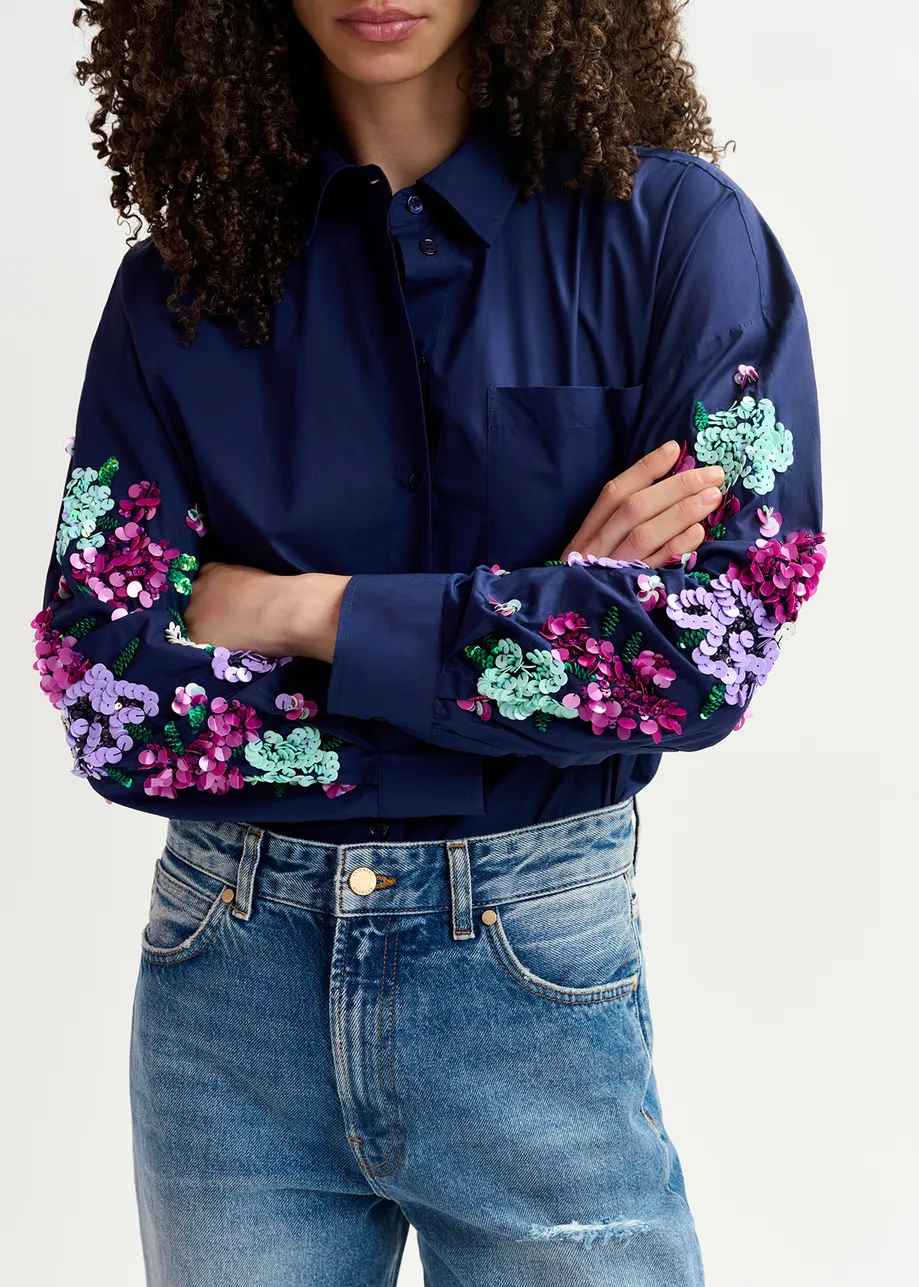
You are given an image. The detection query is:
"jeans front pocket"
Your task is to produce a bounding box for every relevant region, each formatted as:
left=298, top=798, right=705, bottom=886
left=482, top=861, right=641, bottom=1005
left=141, top=845, right=237, bottom=966
left=485, top=382, right=645, bottom=567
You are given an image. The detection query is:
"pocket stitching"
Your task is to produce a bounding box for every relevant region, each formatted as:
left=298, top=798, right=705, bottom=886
left=153, top=859, right=214, bottom=918
left=484, top=905, right=639, bottom=1005
left=140, top=896, right=233, bottom=966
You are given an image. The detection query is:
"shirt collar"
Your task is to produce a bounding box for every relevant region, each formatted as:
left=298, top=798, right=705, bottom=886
left=302, top=105, right=528, bottom=250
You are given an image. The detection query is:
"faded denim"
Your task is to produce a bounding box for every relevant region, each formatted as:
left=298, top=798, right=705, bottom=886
left=130, top=797, right=705, bottom=1285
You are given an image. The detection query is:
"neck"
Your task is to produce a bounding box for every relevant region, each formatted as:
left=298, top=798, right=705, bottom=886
left=320, top=31, right=478, bottom=194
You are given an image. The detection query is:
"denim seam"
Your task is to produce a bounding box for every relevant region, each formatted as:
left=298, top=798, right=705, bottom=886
left=365, top=914, right=404, bottom=1177
left=140, top=898, right=233, bottom=966
left=485, top=912, right=639, bottom=1005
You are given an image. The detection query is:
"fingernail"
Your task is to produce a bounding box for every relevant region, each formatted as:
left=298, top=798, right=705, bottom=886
left=701, top=487, right=722, bottom=505
left=702, top=466, right=724, bottom=482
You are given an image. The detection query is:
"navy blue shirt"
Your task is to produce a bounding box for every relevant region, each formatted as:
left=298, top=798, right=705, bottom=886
left=33, top=105, right=826, bottom=841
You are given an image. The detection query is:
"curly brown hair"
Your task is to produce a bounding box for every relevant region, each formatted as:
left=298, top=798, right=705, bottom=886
left=73, top=0, right=732, bottom=346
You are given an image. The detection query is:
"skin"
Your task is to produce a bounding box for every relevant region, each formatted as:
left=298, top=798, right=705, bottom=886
left=184, top=1, right=725, bottom=664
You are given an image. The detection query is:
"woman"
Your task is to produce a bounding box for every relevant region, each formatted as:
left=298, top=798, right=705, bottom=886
left=35, top=0, right=826, bottom=1282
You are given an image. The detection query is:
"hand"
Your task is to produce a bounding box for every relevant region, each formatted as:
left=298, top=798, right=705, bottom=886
left=183, top=563, right=350, bottom=664
left=561, top=440, right=725, bottom=566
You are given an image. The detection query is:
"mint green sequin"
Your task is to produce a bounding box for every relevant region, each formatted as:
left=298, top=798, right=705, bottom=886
left=476, top=639, right=578, bottom=722
left=693, top=395, right=793, bottom=496
left=55, top=460, right=119, bottom=562
left=244, top=725, right=341, bottom=788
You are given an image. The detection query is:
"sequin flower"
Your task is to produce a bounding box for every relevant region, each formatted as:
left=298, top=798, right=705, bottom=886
left=55, top=461, right=118, bottom=561
left=476, top=640, right=578, bottom=722
left=186, top=506, right=208, bottom=537
left=70, top=522, right=180, bottom=612
left=140, top=695, right=261, bottom=798
left=665, top=573, right=782, bottom=704
left=118, top=481, right=161, bottom=522
left=575, top=653, right=687, bottom=743
left=636, top=573, right=667, bottom=612
left=727, top=529, right=826, bottom=623
left=32, top=608, right=89, bottom=706
left=59, top=663, right=160, bottom=778
left=693, top=394, right=793, bottom=495
left=172, top=683, right=208, bottom=716
left=244, top=725, right=341, bottom=788
left=211, top=647, right=292, bottom=684
left=456, top=696, right=493, bottom=721
left=276, top=693, right=319, bottom=721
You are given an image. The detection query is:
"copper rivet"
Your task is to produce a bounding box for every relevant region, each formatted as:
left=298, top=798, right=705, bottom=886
left=481, top=908, right=497, bottom=925
left=220, top=887, right=235, bottom=903
left=348, top=866, right=378, bottom=896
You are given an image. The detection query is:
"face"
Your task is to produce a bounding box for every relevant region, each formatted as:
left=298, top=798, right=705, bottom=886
left=292, top=0, right=482, bottom=87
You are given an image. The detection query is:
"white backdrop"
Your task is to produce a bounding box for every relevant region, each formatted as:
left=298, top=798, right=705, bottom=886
left=2, top=2, right=916, bottom=1283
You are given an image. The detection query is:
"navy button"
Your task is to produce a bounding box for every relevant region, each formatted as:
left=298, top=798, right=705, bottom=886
left=370, top=822, right=390, bottom=839
left=407, top=194, right=424, bottom=214
left=407, top=471, right=424, bottom=492
left=419, top=237, right=437, bottom=255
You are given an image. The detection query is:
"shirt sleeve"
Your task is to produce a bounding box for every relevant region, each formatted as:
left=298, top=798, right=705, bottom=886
left=32, top=252, right=363, bottom=811
left=327, top=183, right=827, bottom=767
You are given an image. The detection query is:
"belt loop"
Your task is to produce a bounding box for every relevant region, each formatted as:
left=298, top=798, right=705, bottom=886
left=232, top=826, right=264, bottom=921
left=446, top=840, right=475, bottom=941
left=632, top=794, right=641, bottom=875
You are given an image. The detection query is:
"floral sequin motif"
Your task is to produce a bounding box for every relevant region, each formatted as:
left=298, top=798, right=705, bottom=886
left=59, top=663, right=160, bottom=779
left=727, top=529, right=826, bottom=623
left=55, top=458, right=118, bottom=562
left=140, top=694, right=262, bottom=798
left=32, top=608, right=91, bottom=705
left=56, top=457, right=199, bottom=612
left=465, top=637, right=578, bottom=723
left=574, top=653, right=686, bottom=742
left=664, top=575, right=782, bottom=706
left=70, top=523, right=186, bottom=614
left=186, top=506, right=208, bottom=537
left=244, top=725, right=341, bottom=788
left=211, top=647, right=292, bottom=684
left=276, top=693, right=319, bottom=721
left=693, top=394, right=793, bottom=495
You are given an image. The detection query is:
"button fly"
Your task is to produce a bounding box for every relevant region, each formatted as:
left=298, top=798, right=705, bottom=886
left=348, top=866, right=378, bottom=896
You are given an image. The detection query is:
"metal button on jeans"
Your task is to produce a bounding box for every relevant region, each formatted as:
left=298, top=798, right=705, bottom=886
left=348, top=866, right=378, bottom=896
left=419, top=237, right=437, bottom=255
left=407, top=194, right=423, bottom=213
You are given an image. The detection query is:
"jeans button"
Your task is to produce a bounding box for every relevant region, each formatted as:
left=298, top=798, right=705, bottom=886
left=348, top=866, right=378, bottom=895
left=370, top=822, right=390, bottom=839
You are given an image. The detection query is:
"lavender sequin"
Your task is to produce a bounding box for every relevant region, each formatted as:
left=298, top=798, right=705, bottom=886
left=59, top=662, right=160, bottom=778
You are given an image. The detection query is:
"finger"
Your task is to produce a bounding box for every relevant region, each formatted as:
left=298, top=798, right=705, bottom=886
left=641, top=523, right=706, bottom=568
left=567, top=454, right=724, bottom=558
left=565, top=440, right=682, bottom=553
left=573, top=481, right=723, bottom=564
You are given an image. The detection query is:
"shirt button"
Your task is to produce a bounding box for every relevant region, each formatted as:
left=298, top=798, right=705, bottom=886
left=407, top=471, right=424, bottom=492
left=407, top=194, right=423, bottom=214
left=418, top=237, right=438, bottom=255
left=370, top=822, right=390, bottom=839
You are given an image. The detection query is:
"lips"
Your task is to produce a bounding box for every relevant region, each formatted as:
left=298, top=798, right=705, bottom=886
left=338, top=6, right=422, bottom=21
left=336, top=7, right=427, bottom=42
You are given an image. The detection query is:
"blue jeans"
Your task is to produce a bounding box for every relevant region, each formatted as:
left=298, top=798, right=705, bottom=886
left=130, top=798, right=705, bottom=1285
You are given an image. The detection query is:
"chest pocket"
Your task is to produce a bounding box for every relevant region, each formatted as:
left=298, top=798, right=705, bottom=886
left=485, top=383, right=645, bottom=568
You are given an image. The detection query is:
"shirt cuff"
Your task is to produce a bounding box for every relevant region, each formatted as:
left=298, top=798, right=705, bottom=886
left=326, top=571, right=449, bottom=741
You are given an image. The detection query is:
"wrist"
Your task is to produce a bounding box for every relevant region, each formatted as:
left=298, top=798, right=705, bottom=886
left=278, top=572, right=350, bottom=662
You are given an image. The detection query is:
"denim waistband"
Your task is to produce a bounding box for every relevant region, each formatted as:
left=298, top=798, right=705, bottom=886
left=164, top=798, right=638, bottom=937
